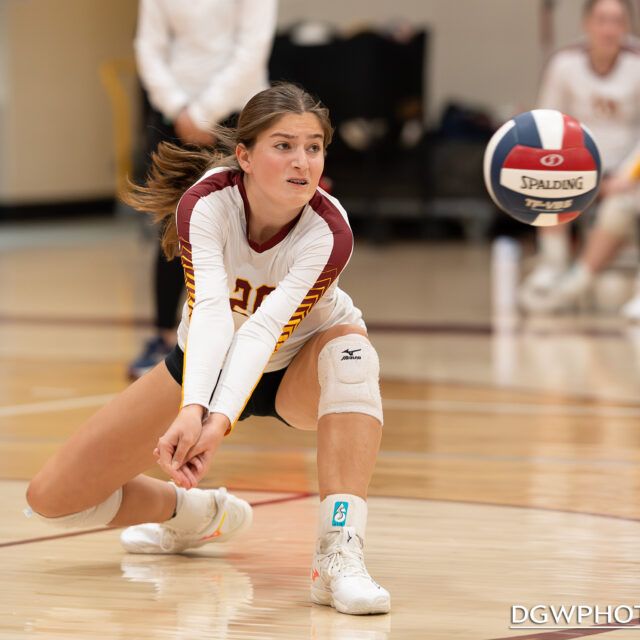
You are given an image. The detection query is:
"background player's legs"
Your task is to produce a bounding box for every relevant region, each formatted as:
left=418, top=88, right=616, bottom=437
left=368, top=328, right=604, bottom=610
left=154, top=249, right=185, bottom=346
left=520, top=194, right=637, bottom=313
left=128, top=100, right=184, bottom=379
left=26, top=363, right=182, bottom=524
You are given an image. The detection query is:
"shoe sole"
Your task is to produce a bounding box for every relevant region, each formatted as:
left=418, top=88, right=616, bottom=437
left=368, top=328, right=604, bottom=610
left=311, top=585, right=390, bottom=615
left=121, top=496, right=253, bottom=554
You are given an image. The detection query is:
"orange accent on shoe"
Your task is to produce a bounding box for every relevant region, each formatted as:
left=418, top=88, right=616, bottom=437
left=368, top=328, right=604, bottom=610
left=197, top=511, right=226, bottom=541
left=311, top=569, right=320, bottom=581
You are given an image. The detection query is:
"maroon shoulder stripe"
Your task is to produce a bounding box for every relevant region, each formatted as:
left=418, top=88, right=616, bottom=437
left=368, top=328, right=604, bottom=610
left=176, top=170, right=237, bottom=319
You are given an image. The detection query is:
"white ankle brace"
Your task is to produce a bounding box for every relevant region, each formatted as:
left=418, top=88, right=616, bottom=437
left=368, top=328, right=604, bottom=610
left=318, top=494, right=368, bottom=540
left=25, top=488, right=123, bottom=529
left=317, top=334, right=383, bottom=424
left=166, top=486, right=216, bottom=532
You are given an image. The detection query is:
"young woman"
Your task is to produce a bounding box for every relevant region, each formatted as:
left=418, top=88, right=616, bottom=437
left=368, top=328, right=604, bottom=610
left=519, top=0, right=640, bottom=315
left=25, top=83, right=390, bottom=616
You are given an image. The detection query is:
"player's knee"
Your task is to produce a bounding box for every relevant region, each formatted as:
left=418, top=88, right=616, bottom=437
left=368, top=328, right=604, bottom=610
left=25, top=474, right=60, bottom=517
left=317, top=331, right=383, bottom=425
left=595, top=194, right=637, bottom=236
left=25, top=475, right=123, bottom=528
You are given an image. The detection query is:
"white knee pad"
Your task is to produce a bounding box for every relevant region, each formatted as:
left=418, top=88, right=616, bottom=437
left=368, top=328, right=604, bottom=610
left=595, top=192, right=638, bottom=236
left=317, top=334, right=383, bottom=424
left=25, top=488, right=123, bottom=529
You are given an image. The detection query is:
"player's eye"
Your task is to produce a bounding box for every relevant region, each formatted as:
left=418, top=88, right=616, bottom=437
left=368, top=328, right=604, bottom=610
left=308, top=144, right=322, bottom=153
left=275, top=142, right=290, bottom=150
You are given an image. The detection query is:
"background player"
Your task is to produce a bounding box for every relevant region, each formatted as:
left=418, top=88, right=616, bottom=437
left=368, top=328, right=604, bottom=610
left=24, top=83, right=390, bottom=616
left=519, top=0, right=640, bottom=315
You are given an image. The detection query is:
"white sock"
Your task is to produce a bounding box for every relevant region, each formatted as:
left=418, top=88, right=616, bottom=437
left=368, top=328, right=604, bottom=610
left=562, top=261, right=593, bottom=294
left=317, top=494, right=368, bottom=541
left=538, top=227, right=570, bottom=267
left=166, top=486, right=216, bottom=532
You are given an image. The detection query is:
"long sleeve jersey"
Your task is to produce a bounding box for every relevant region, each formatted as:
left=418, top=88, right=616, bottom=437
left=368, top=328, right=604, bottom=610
left=537, top=39, right=640, bottom=176
left=134, top=0, right=278, bottom=129
left=175, top=168, right=365, bottom=428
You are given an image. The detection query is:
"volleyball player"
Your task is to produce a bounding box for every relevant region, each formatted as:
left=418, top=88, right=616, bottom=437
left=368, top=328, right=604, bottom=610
left=519, top=0, right=640, bottom=315
left=25, top=83, right=390, bottom=616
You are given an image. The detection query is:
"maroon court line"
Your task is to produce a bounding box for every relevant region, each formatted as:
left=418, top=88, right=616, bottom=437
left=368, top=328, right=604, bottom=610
left=6, top=491, right=640, bottom=550
left=488, top=617, right=640, bottom=639
left=0, top=491, right=314, bottom=549
left=0, top=313, right=630, bottom=340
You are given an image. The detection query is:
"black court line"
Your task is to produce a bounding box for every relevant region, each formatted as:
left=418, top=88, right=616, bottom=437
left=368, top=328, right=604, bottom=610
left=489, top=617, right=640, bottom=639
left=0, top=491, right=314, bottom=549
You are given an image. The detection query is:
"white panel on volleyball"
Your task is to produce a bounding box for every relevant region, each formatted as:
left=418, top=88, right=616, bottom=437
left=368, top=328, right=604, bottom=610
left=482, top=119, right=515, bottom=204
left=533, top=214, right=561, bottom=227
left=532, top=109, right=565, bottom=149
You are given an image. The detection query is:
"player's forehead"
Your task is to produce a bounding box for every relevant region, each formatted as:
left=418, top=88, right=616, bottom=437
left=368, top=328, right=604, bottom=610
left=586, top=0, right=629, bottom=19
left=260, top=112, right=325, bottom=141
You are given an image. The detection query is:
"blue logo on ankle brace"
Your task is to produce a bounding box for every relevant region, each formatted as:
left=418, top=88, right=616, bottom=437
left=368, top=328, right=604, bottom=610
left=332, top=501, right=348, bottom=526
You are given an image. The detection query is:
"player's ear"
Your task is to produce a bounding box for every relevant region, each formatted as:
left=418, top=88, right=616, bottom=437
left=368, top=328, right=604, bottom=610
left=236, top=144, right=251, bottom=174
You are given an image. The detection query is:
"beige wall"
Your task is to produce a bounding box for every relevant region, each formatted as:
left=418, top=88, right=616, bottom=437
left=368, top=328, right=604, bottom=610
left=0, top=0, right=587, bottom=205
left=1, top=0, right=137, bottom=204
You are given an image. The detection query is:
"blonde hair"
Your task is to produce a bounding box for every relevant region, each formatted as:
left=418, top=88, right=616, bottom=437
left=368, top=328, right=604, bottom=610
left=123, top=83, right=333, bottom=259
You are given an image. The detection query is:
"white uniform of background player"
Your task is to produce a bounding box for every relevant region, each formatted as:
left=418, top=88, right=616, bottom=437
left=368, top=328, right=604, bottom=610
left=520, top=0, right=640, bottom=315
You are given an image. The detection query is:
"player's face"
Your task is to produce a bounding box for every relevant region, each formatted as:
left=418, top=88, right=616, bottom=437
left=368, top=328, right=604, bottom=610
left=238, top=112, right=325, bottom=213
left=584, top=0, right=629, bottom=54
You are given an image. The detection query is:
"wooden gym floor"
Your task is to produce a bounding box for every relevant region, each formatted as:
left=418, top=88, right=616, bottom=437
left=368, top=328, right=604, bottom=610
left=3, top=216, right=640, bottom=639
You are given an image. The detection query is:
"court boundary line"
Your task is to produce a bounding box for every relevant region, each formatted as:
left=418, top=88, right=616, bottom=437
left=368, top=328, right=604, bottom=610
left=4, top=393, right=640, bottom=419
left=0, top=313, right=632, bottom=340
left=0, top=491, right=314, bottom=549
left=3, top=491, right=640, bottom=550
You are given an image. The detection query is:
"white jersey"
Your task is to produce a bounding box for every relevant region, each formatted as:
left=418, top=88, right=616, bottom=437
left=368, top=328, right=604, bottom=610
left=176, top=167, right=364, bottom=427
left=537, top=40, right=640, bottom=174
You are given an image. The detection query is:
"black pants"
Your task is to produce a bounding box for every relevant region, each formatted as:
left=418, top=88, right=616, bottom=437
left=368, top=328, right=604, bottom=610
left=142, top=98, right=238, bottom=330
left=141, top=100, right=186, bottom=330
left=164, top=345, right=291, bottom=425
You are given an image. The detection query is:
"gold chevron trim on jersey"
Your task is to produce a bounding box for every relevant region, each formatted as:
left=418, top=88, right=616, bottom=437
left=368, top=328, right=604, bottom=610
left=274, top=269, right=337, bottom=352
left=179, top=238, right=195, bottom=320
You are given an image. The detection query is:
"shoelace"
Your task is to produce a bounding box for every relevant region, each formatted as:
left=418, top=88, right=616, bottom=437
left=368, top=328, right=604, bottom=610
left=322, top=537, right=369, bottom=579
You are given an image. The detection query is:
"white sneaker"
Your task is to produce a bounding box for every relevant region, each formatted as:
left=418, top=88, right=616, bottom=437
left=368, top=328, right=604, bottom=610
left=621, top=292, right=640, bottom=321
left=519, top=264, right=591, bottom=314
left=120, top=487, right=252, bottom=554
left=311, top=527, right=390, bottom=615
left=522, top=262, right=564, bottom=294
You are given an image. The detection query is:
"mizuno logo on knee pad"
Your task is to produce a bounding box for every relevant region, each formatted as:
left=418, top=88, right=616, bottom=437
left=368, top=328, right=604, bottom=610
left=318, top=334, right=383, bottom=424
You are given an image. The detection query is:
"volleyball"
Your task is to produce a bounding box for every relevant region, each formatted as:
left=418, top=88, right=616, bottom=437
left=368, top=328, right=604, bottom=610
left=483, top=109, right=601, bottom=226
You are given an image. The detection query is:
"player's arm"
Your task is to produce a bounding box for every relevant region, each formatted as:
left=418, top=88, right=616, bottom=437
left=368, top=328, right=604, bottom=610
left=536, top=54, right=569, bottom=112
left=155, top=193, right=234, bottom=483
left=134, top=0, right=189, bottom=120
left=187, top=0, right=278, bottom=129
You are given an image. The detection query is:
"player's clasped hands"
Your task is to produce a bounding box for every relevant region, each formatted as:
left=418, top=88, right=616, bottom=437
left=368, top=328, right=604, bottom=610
left=154, top=405, right=229, bottom=489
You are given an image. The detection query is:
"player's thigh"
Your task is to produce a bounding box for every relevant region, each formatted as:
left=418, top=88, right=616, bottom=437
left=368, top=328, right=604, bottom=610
left=29, top=362, right=182, bottom=513
left=275, top=324, right=368, bottom=430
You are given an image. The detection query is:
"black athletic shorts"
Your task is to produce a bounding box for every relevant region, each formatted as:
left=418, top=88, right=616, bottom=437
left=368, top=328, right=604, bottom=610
left=164, top=345, right=290, bottom=425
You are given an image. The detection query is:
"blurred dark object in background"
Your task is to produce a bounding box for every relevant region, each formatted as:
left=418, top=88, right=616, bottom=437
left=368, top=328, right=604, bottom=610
left=270, top=25, right=500, bottom=242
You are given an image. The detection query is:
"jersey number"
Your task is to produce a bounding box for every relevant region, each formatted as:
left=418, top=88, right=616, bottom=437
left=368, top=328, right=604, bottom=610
left=229, top=278, right=275, bottom=315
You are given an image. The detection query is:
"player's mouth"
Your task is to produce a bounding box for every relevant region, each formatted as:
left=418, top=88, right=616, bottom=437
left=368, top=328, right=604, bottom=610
left=287, top=178, right=309, bottom=186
